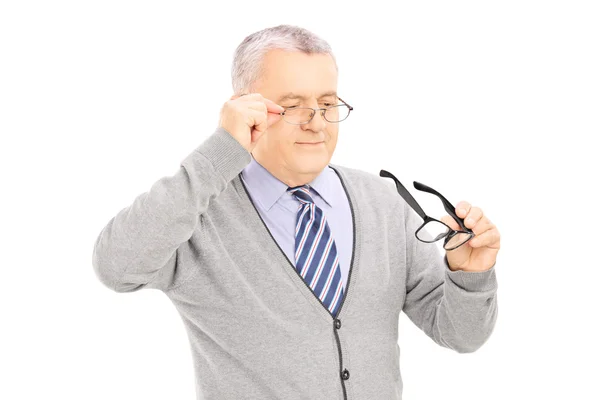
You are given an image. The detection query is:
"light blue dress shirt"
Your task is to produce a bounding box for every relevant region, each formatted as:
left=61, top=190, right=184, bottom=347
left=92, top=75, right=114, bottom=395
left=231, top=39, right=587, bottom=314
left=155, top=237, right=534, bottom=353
left=240, top=154, right=353, bottom=291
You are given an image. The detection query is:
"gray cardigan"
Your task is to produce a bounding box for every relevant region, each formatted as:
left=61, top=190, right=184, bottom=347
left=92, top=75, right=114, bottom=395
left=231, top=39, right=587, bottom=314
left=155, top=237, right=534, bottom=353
left=92, top=127, right=498, bottom=400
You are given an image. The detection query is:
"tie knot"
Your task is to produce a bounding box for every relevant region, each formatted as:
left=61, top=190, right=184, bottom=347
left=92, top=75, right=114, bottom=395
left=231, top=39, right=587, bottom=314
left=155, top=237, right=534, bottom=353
left=287, top=184, right=314, bottom=204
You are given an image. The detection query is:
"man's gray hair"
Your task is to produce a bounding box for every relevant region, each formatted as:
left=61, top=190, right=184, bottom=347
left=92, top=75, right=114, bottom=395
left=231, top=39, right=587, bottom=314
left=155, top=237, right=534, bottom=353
left=231, top=24, right=338, bottom=95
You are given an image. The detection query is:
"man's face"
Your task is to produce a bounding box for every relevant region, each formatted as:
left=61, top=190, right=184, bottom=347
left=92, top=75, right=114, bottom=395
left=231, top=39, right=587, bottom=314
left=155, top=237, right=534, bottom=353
left=251, top=49, right=340, bottom=178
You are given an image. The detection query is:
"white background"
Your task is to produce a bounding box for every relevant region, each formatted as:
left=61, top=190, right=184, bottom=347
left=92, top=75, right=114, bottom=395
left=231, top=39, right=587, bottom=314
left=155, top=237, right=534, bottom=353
left=1, top=1, right=599, bottom=399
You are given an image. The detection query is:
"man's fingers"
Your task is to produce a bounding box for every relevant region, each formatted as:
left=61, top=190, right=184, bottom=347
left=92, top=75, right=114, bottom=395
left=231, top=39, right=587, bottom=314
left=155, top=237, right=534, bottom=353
left=263, top=98, right=285, bottom=114
left=247, top=101, right=268, bottom=113
left=440, top=215, right=460, bottom=230
left=230, top=94, right=284, bottom=114
left=248, top=109, right=269, bottom=138
left=227, top=94, right=283, bottom=141
left=455, top=201, right=471, bottom=218
left=464, top=207, right=483, bottom=229
left=254, top=110, right=282, bottom=132
left=267, top=112, right=282, bottom=127
left=471, top=217, right=493, bottom=235
left=469, top=227, right=501, bottom=248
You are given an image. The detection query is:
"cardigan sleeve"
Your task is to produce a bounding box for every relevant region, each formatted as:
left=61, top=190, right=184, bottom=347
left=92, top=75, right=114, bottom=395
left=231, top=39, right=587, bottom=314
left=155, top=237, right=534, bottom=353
left=92, top=127, right=251, bottom=292
left=401, top=199, right=499, bottom=353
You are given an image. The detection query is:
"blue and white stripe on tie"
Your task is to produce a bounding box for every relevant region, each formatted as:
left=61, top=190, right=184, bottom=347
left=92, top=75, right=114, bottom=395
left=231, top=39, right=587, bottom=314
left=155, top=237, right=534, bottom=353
left=287, top=184, right=344, bottom=317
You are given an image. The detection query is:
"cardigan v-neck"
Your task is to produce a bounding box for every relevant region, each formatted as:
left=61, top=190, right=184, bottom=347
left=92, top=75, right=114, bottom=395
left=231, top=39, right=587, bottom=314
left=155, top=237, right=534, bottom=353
left=239, top=154, right=354, bottom=293
left=237, top=162, right=360, bottom=322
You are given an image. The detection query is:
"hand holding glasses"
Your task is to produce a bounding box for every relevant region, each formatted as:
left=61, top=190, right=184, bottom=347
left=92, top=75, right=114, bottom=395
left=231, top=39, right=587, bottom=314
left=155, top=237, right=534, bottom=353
left=380, top=169, right=475, bottom=251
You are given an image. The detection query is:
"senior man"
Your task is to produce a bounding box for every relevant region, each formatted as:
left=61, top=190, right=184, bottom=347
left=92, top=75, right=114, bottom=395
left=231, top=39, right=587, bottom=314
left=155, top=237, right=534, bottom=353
left=93, top=24, right=500, bottom=400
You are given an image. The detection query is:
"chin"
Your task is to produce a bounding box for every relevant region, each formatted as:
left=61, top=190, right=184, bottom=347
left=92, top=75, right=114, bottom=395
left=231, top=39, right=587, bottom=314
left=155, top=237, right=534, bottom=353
left=295, top=157, right=329, bottom=172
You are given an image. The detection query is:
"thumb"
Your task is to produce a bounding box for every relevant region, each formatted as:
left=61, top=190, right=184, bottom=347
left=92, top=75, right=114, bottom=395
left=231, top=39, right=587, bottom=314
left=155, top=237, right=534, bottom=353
left=266, top=112, right=282, bottom=127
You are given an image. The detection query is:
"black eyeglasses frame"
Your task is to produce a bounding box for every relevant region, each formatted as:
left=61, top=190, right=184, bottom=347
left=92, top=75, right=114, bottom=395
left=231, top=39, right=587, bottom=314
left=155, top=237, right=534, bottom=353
left=379, top=169, right=475, bottom=251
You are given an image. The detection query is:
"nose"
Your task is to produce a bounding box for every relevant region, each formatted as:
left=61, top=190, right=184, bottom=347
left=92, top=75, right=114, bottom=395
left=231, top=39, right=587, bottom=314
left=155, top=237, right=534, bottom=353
left=301, top=106, right=327, bottom=132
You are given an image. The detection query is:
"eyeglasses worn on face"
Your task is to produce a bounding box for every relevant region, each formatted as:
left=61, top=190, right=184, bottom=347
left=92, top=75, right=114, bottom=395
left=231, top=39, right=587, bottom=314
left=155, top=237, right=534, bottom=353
left=278, top=96, right=354, bottom=125
left=379, top=169, right=475, bottom=251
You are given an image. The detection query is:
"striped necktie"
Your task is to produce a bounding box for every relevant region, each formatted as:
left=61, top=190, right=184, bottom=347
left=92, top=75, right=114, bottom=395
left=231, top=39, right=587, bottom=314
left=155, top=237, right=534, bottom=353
left=287, top=184, right=344, bottom=317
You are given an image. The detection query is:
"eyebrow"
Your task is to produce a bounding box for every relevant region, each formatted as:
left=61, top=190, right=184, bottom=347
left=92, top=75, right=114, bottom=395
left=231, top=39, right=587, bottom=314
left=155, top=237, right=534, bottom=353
left=277, top=91, right=338, bottom=103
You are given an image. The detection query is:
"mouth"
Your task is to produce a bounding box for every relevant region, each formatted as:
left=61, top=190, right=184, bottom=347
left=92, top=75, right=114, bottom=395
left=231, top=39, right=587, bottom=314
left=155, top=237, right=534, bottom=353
left=296, top=141, right=324, bottom=145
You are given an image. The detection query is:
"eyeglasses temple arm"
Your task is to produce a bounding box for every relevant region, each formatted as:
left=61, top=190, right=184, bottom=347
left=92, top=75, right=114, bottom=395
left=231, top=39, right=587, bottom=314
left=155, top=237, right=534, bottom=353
left=337, top=96, right=353, bottom=110
left=413, top=181, right=471, bottom=232
left=379, top=170, right=427, bottom=220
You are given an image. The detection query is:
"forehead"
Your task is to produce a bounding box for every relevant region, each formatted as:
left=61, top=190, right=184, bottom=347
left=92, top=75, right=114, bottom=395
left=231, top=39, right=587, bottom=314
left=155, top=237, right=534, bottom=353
left=259, top=50, right=338, bottom=101
left=277, top=91, right=338, bottom=103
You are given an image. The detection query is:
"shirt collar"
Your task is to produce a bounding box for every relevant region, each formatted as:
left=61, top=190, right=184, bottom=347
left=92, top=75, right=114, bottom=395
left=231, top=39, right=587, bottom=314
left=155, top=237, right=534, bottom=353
left=241, top=154, right=336, bottom=212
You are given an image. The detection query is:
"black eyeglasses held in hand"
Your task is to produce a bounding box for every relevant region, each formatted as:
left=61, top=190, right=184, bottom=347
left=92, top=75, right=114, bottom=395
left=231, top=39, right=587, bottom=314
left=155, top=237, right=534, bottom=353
left=380, top=169, right=475, bottom=251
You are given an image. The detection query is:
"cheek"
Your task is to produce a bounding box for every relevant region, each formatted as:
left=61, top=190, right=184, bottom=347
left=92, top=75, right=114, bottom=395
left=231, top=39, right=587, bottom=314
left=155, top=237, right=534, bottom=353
left=327, top=131, right=338, bottom=148
left=278, top=136, right=299, bottom=155
left=267, top=128, right=290, bottom=147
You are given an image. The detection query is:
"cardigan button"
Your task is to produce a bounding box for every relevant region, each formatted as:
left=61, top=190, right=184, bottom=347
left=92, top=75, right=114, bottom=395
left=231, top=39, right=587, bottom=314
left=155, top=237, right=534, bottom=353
left=334, top=319, right=342, bottom=329
left=341, top=369, right=350, bottom=380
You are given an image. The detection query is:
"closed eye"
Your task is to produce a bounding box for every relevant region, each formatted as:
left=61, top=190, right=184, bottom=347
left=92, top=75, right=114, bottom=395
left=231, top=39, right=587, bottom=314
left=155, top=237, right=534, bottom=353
left=285, top=103, right=334, bottom=109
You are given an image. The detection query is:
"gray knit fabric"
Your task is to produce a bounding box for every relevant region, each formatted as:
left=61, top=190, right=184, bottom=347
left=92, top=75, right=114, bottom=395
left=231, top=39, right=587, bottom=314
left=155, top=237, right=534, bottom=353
left=92, top=126, right=498, bottom=399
